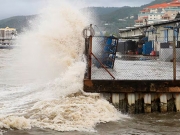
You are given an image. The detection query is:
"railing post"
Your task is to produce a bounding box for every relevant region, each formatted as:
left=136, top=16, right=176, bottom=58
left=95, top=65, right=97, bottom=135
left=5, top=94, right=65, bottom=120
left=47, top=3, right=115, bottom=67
left=85, top=37, right=88, bottom=56
left=173, top=27, right=176, bottom=81
left=88, top=36, right=92, bottom=79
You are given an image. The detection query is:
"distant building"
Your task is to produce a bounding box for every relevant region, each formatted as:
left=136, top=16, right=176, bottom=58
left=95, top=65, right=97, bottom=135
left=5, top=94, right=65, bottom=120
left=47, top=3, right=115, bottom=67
left=135, top=0, right=180, bottom=27
left=0, top=27, right=17, bottom=45
left=119, top=19, right=126, bottom=21
left=130, top=16, right=134, bottom=19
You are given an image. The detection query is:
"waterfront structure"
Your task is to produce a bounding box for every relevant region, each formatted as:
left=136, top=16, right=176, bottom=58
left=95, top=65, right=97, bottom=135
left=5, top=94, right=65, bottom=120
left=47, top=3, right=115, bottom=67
left=0, top=27, right=17, bottom=45
left=120, top=17, right=180, bottom=52
left=83, top=23, right=180, bottom=114
left=135, top=0, right=180, bottom=27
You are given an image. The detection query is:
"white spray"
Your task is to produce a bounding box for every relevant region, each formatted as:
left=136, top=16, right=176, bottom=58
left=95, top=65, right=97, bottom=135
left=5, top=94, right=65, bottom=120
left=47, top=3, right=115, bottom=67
left=0, top=0, right=127, bottom=133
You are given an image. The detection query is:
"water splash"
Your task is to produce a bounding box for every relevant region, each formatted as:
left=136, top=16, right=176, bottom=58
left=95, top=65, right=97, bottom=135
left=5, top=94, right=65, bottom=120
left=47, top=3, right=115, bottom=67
left=0, top=0, right=128, bottom=133
left=29, top=93, right=122, bottom=132
left=15, top=1, right=87, bottom=85
left=0, top=115, right=31, bottom=130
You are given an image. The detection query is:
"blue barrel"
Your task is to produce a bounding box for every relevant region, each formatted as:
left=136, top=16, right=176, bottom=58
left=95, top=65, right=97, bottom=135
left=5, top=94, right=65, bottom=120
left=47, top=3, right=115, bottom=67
left=142, top=41, right=152, bottom=55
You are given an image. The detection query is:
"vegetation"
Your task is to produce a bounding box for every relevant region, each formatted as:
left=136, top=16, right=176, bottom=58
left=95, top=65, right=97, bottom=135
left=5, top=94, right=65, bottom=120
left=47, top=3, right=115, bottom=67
left=0, top=15, right=36, bottom=32
left=0, top=0, right=173, bottom=34
left=82, top=0, right=173, bottom=36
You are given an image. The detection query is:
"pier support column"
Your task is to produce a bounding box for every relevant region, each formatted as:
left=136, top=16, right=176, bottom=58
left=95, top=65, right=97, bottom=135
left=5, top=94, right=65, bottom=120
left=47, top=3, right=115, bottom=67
left=100, top=93, right=112, bottom=103
left=160, top=94, right=167, bottom=113
left=144, top=94, right=151, bottom=113
left=135, top=94, right=144, bottom=114
left=128, top=93, right=135, bottom=114
left=119, top=94, right=127, bottom=113
left=112, top=93, right=119, bottom=110
left=167, top=94, right=175, bottom=112
left=151, top=94, right=159, bottom=112
left=135, top=94, right=139, bottom=114
left=175, top=93, right=180, bottom=112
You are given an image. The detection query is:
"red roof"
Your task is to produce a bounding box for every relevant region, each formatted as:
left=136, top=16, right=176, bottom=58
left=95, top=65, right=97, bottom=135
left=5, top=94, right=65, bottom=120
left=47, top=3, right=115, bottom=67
left=147, top=3, right=169, bottom=9
left=140, top=9, right=150, bottom=12
left=146, top=0, right=180, bottom=9
left=135, top=20, right=143, bottom=23
left=169, top=4, right=180, bottom=7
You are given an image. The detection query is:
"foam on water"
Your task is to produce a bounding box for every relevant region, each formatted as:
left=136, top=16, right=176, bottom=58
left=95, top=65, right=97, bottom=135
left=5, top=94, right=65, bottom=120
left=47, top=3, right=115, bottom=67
left=0, top=94, right=126, bottom=132
left=0, top=0, right=128, bottom=133
left=29, top=93, right=123, bottom=132
left=0, top=115, right=31, bottom=130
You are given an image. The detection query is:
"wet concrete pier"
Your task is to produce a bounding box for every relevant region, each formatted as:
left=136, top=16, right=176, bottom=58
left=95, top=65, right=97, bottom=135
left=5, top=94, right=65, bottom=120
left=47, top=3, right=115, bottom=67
left=100, top=92, right=180, bottom=114
left=84, top=80, right=180, bottom=113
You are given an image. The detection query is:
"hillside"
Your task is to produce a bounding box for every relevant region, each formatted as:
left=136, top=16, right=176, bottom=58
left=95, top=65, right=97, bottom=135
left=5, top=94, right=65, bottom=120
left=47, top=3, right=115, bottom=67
left=81, top=0, right=174, bottom=35
left=0, top=0, right=173, bottom=34
left=81, top=7, right=120, bottom=16
left=0, top=15, right=36, bottom=32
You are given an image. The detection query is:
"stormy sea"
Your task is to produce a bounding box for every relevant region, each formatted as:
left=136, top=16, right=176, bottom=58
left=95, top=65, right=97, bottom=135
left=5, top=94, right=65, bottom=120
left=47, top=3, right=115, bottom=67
left=0, top=1, right=180, bottom=135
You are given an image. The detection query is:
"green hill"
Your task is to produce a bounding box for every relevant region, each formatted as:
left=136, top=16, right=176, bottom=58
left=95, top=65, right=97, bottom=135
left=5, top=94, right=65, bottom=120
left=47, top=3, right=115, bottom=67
left=81, top=7, right=120, bottom=16
left=0, top=15, right=36, bottom=32
left=0, top=0, right=173, bottom=34
left=81, top=0, right=173, bottom=35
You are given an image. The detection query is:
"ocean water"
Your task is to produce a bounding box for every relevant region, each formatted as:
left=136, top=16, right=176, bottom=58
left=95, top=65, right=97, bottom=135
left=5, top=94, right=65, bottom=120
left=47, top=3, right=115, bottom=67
left=1, top=1, right=180, bottom=135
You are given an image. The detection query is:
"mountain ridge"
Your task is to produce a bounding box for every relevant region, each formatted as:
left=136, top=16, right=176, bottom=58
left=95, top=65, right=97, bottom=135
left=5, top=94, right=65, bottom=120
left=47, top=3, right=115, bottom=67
left=0, top=0, right=173, bottom=33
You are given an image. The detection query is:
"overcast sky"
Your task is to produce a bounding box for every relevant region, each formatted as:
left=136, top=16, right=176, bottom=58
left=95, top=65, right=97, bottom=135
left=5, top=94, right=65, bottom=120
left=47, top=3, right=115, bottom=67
left=0, top=0, right=154, bottom=20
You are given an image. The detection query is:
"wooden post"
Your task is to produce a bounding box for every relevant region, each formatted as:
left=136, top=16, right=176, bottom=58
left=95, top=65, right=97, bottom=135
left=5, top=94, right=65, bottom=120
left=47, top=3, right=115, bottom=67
left=175, top=94, right=180, bottom=112
left=160, top=94, right=167, bottom=113
left=128, top=93, right=135, bottom=114
left=112, top=93, right=120, bottom=110
left=88, top=36, right=92, bottom=79
left=144, top=94, right=151, bottom=113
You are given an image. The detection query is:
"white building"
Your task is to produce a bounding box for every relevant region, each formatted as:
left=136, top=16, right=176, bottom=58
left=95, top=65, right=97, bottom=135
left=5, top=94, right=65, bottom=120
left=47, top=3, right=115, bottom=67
left=135, top=0, right=180, bottom=27
left=0, top=27, right=17, bottom=45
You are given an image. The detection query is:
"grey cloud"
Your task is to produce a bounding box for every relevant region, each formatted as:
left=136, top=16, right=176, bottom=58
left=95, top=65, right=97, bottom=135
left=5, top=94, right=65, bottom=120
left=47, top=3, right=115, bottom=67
left=0, top=0, right=47, bottom=19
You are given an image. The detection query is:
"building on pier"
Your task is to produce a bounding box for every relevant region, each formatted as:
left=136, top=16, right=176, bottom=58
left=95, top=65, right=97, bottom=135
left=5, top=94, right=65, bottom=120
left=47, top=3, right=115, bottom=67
left=83, top=21, right=180, bottom=113
left=119, top=14, right=180, bottom=58
left=0, top=27, right=17, bottom=45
